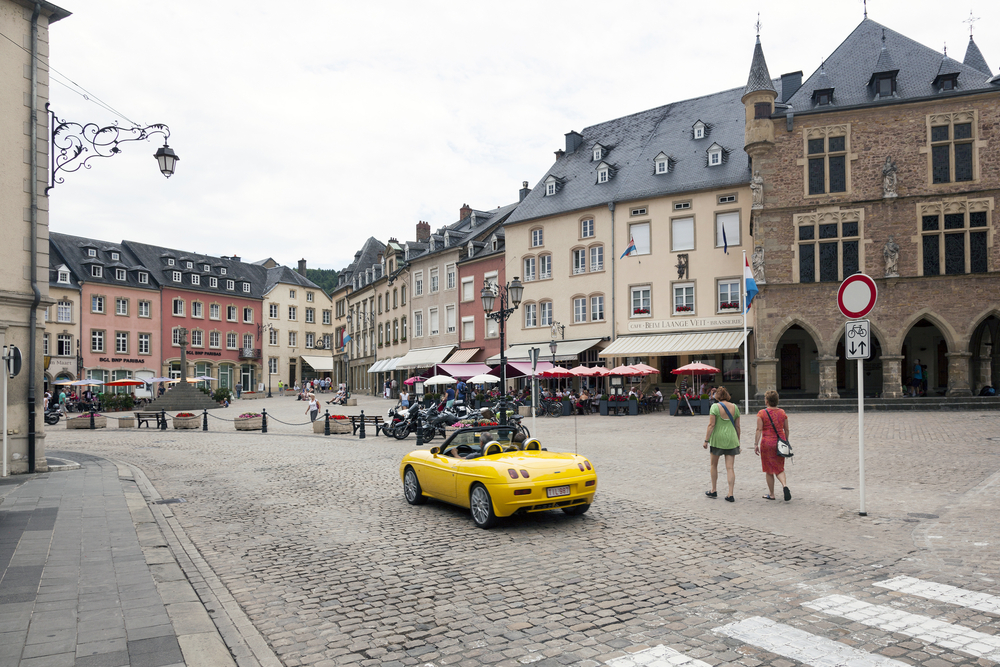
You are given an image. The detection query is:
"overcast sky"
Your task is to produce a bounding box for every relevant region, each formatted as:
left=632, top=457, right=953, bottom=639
left=44, top=0, right=996, bottom=271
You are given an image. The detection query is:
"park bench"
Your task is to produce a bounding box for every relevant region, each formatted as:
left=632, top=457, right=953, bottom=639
left=348, top=414, right=384, bottom=436
left=135, top=411, right=167, bottom=429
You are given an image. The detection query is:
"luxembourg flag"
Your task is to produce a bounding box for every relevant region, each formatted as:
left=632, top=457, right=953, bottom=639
left=620, top=235, right=637, bottom=259
left=743, top=253, right=758, bottom=312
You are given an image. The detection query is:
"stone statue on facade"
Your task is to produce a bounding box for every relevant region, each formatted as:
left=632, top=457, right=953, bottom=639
left=751, top=245, right=766, bottom=284
left=882, top=156, right=898, bottom=198
left=883, top=235, right=900, bottom=278
left=750, top=171, right=764, bottom=209
left=676, top=253, right=688, bottom=279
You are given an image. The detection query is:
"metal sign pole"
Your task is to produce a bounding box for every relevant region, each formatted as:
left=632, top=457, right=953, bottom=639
left=529, top=347, right=539, bottom=438
left=2, top=347, right=8, bottom=477
left=858, top=357, right=866, bottom=516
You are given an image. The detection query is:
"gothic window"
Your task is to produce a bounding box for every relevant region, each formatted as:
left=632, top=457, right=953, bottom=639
left=929, top=113, right=975, bottom=184
left=796, top=211, right=862, bottom=283
left=807, top=132, right=847, bottom=195
left=919, top=202, right=990, bottom=276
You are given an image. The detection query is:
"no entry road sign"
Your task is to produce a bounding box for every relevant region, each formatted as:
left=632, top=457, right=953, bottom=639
left=838, top=274, right=878, bottom=319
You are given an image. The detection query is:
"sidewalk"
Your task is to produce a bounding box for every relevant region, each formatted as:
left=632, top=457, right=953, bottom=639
left=0, top=453, right=273, bottom=667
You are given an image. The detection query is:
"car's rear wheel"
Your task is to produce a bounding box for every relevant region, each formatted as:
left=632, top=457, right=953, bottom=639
left=562, top=503, right=590, bottom=516
left=469, top=484, right=498, bottom=528
left=403, top=467, right=426, bottom=505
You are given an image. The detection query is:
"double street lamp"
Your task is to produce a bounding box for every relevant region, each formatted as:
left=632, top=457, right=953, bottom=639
left=346, top=311, right=376, bottom=393
left=257, top=322, right=275, bottom=397
left=481, top=277, right=524, bottom=425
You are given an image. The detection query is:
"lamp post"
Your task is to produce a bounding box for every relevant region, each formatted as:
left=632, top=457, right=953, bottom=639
left=258, top=322, right=275, bottom=397
left=481, top=277, right=524, bottom=425
left=549, top=338, right=558, bottom=392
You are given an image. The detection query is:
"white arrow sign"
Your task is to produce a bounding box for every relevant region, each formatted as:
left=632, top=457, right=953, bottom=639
left=845, top=319, right=871, bottom=360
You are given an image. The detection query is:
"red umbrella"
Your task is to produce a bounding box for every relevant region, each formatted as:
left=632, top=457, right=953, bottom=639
left=591, top=366, right=613, bottom=377
left=630, top=362, right=659, bottom=375
left=568, top=365, right=601, bottom=376
left=403, top=376, right=426, bottom=386
left=103, top=380, right=147, bottom=387
left=609, top=365, right=641, bottom=376
left=539, top=368, right=575, bottom=378
left=671, top=362, right=720, bottom=374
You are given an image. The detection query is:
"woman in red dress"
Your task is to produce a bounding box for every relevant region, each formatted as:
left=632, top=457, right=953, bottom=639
left=754, top=390, right=791, bottom=501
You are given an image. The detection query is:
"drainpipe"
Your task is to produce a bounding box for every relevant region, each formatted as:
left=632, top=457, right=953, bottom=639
left=27, top=3, right=42, bottom=472
left=608, top=202, right=616, bottom=343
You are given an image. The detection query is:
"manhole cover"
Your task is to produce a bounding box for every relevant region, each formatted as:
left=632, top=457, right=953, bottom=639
left=154, top=498, right=186, bottom=505
left=907, top=512, right=938, bottom=519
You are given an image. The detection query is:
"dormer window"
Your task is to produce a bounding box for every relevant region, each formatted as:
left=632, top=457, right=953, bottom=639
left=115, top=269, right=126, bottom=281
left=467, top=241, right=475, bottom=256
left=546, top=182, right=556, bottom=195
left=707, top=143, right=724, bottom=166
left=543, top=175, right=562, bottom=196
left=87, top=248, right=97, bottom=257
left=191, top=274, right=200, bottom=286
left=870, top=72, right=897, bottom=98
left=220, top=267, right=226, bottom=275
left=138, top=272, right=148, bottom=284
left=596, top=161, right=613, bottom=184
left=934, top=73, right=959, bottom=91
left=491, top=236, right=498, bottom=251
left=242, top=282, right=250, bottom=293
left=167, top=258, right=175, bottom=266
left=813, top=89, right=834, bottom=106
left=57, top=269, right=70, bottom=284
left=172, top=271, right=182, bottom=282
left=203, top=264, right=211, bottom=272
left=693, top=121, right=706, bottom=139
left=592, top=144, right=605, bottom=161
left=110, top=252, right=120, bottom=261
left=226, top=279, right=235, bottom=290
left=654, top=152, right=670, bottom=175
left=91, top=265, right=102, bottom=278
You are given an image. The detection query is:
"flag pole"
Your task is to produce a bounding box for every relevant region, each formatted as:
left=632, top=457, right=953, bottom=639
left=742, top=250, right=750, bottom=417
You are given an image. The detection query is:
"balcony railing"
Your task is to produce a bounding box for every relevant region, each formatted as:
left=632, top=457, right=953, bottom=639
left=239, top=348, right=261, bottom=360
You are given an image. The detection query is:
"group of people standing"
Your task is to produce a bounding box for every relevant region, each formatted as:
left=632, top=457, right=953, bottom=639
left=703, top=387, right=791, bottom=503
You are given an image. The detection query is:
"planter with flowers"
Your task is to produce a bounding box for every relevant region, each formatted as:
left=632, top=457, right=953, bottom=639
left=632, top=307, right=650, bottom=316
left=599, top=394, right=609, bottom=415
left=173, top=412, right=200, bottom=429
left=235, top=412, right=262, bottom=431
left=67, top=413, right=106, bottom=429
left=719, top=301, right=740, bottom=311
left=675, top=306, right=693, bottom=313
left=313, top=414, right=350, bottom=434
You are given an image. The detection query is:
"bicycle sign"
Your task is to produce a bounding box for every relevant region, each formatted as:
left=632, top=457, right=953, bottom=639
left=845, top=319, right=871, bottom=360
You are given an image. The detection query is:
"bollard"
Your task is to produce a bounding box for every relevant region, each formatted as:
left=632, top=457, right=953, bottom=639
left=160, top=409, right=167, bottom=431
left=415, top=415, right=423, bottom=448
left=89, top=411, right=95, bottom=430
left=262, top=408, right=268, bottom=434
left=359, top=410, right=366, bottom=439
left=324, top=410, right=330, bottom=436
left=203, top=409, right=208, bottom=431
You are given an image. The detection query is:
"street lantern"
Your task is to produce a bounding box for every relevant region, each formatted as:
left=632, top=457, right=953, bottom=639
left=508, top=277, right=524, bottom=307
left=549, top=339, right=558, bottom=359
left=482, top=277, right=525, bottom=425
left=480, top=284, right=496, bottom=313
left=154, top=143, right=179, bottom=177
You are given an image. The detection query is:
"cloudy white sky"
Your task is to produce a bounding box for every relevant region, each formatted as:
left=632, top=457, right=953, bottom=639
left=45, top=0, right=996, bottom=271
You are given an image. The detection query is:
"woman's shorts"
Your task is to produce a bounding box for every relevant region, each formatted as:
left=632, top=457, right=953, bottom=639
left=710, top=446, right=741, bottom=456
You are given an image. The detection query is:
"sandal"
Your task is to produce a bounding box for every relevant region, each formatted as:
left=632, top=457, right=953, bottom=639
left=783, top=486, right=792, bottom=501
left=705, top=491, right=717, bottom=499
left=725, top=496, right=735, bottom=502
left=763, top=494, right=775, bottom=500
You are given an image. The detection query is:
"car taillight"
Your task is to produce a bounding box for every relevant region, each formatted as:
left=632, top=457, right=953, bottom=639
left=577, top=463, right=585, bottom=471
left=520, top=470, right=529, bottom=478
left=507, top=469, right=519, bottom=479
left=585, top=480, right=595, bottom=487
left=584, top=461, right=592, bottom=470
left=514, top=489, right=531, bottom=495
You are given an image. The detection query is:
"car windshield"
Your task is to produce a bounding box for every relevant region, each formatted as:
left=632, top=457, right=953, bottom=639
left=441, top=427, right=518, bottom=459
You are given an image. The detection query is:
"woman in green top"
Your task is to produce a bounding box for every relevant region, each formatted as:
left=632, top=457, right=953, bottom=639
left=703, top=386, right=741, bottom=502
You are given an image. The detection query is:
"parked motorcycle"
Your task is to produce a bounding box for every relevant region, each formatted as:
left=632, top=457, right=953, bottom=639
left=44, top=406, right=62, bottom=426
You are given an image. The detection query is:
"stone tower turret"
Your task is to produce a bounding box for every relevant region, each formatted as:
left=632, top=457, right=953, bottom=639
left=742, top=35, right=778, bottom=160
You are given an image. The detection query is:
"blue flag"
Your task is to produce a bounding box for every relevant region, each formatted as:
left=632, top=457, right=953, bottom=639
left=722, top=226, right=729, bottom=255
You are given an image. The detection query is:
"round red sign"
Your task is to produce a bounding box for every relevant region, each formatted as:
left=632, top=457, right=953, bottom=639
left=838, top=274, right=878, bottom=318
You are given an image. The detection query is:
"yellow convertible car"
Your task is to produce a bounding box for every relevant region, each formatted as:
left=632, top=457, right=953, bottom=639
left=399, top=425, right=597, bottom=528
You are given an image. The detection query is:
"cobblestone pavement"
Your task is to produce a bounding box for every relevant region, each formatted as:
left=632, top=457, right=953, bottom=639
left=45, top=395, right=1000, bottom=666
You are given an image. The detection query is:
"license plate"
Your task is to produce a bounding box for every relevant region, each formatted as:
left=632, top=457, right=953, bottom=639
left=546, top=485, right=571, bottom=498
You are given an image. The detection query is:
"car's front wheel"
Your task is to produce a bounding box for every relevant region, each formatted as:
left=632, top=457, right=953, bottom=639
left=403, top=467, right=426, bottom=505
left=562, top=503, right=590, bottom=516
left=469, top=484, right=498, bottom=528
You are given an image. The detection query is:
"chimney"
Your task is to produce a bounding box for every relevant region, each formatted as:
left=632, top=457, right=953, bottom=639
left=554, top=149, right=565, bottom=160
left=416, top=221, right=430, bottom=242
left=459, top=203, right=472, bottom=220
left=519, top=180, right=531, bottom=202
left=780, top=71, right=803, bottom=102
left=565, top=130, right=583, bottom=153
left=297, top=258, right=307, bottom=276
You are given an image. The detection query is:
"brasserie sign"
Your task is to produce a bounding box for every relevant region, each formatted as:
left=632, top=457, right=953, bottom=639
left=626, top=315, right=744, bottom=333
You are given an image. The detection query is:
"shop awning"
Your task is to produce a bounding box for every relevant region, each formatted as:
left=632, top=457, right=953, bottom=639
left=598, top=330, right=749, bottom=357
left=368, top=359, right=387, bottom=373
left=396, top=344, right=456, bottom=369
left=382, top=357, right=400, bottom=372
left=486, top=338, right=602, bottom=364
left=435, top=362, right=492, bottom=379
left=489, top=361, right=555, bottom=378
left=300, top=355, right=336, bottom=372
left=444, top=347, right=480, bottom=363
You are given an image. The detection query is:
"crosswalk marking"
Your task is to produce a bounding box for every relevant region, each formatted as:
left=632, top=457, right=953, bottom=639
left=875, top=575, right=1000, bottom=615
left=804, top=594, right=1000, bottom=661
left=604, top=645, right=710, bottom=667
left=714, top=616, right=909, bottom=667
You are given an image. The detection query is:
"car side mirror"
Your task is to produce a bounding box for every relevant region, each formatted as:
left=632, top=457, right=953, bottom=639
left=429, top=446, right=439, bottom=455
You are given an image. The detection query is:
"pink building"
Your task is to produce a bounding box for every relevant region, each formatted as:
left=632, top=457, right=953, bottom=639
left=457, top=241, right=506, bottom=364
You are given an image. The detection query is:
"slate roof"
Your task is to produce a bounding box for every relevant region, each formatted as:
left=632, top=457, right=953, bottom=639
left=48, top=240, right=81, bottom=290
left=783, top=19, right=996, bottom=111
left=50, top=232, right=159, bottom=292
left=263, top=265, right=325, bottom=295
left=333, top=237, right=386, bottom=294
left=745, top=36, right=777, bottom=96
left=405, top=201, right=520, bottom=262
left=507, top=85, right=751, bottom=225
left=963, top=36, right=992, bottom=75
left=122, top=240, right=268, bottom=299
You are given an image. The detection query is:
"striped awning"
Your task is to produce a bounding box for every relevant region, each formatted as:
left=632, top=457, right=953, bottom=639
left=444, top=347, right=480, bottom=363
left=598, top=330, right=749, bottom=357
left=396, top=344, right=457, bottom=369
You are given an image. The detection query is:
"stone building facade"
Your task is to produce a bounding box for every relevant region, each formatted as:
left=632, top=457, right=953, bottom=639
left=744, top=20, right=1000, bottom=398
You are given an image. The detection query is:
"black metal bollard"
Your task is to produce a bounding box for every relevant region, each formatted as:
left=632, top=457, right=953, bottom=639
left=160, top=409, right=167, bottom=431
left=89, top=411, right=95, bottom=430
left=324, top=410, right=330, bottom=436
left=262, top=408, right=268, bottom=434
left=415, top=414, right=423, bottom=448
left=359, top=410, right=366, bottom=439
left=202, top=409, right=208, bottom=431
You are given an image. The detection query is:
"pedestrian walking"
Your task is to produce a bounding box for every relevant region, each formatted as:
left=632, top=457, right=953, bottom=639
left=235, top=382, right=242, bottom=399
left=305, top=394, right=320, bottom=421
left=910, top=358, right=922, bottom=396
left=400, top=389, right=409, bottom=408
left=754, top=390, right=791, bottom=501
left=703, top=386, right=741, bottom=502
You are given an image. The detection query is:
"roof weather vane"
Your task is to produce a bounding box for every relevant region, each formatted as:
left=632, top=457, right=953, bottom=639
left=755, top=13, right=762, bottom=36
left=964, top=10, right=980, bottom=37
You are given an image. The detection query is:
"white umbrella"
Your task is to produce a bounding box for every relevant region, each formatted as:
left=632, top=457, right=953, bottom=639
left=424, top=374, right=457, bottom=385
left=467, top=374, right=500, bottom=384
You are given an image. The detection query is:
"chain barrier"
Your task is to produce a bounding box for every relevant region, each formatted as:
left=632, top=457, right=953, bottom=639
left=65, top=408, right=331, bottom=432
left=265, top=415, right=316, bottom=426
